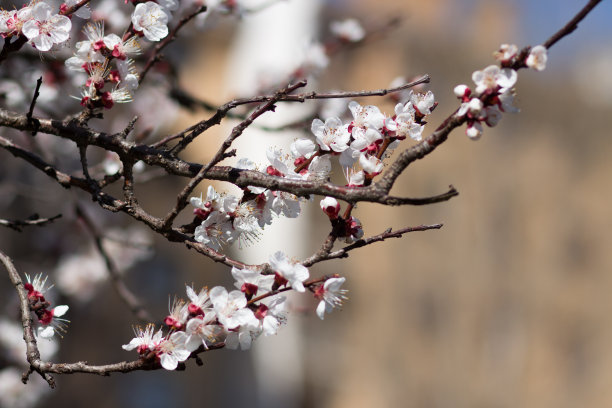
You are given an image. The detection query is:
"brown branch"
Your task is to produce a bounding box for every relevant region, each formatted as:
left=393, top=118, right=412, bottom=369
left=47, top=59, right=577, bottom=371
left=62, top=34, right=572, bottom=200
left=303, top=223, right=443, bottom=267
left=0, top=1, right=91, bottom=65
left=60, top=0, right=92, bottom=16
left=0, top=250, right=55, bottom=387
left=160, top=75, right=429, bottom=150
left=247, top=276, right=330, bottom=305
left=76, top=205, right=153, bottom=324
left=161, top=80, right=308, bottom=230
left=544, top=0, right=603, bottom=49
left=1, top=248, right=230, bottom=383
left=26, top=77, right=43, bottom=136
left=0, top=134, right=249, bottom=269
left=0, top=214, right=62, bottom=232
left=0, top=116, right=457, bottom=206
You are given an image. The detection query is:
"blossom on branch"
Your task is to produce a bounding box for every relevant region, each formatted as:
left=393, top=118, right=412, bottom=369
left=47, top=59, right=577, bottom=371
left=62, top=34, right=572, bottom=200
left=21, top=2, right=71, bottom=52
left=526, top=45, right=548, bottom=71
left=315, top=277, right=348, bottom=320
left=131, top=1, right=169, bottom=42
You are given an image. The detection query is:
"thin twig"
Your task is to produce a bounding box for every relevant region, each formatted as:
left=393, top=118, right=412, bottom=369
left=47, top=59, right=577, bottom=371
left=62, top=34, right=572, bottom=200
left=303, top=223, right=443, bottom=267
left=161, top=81, right=308, bottom=230
left=76, top=205, right=153, bottom=324
left=544, top=0, right=603, bottom=49
left=0, top=250, right=55, bottom=388
left=26, top=77, right=42, bottom=136
left=154, top=75, right=429, bottom=149
left=0, top=214, right=62, bottom=232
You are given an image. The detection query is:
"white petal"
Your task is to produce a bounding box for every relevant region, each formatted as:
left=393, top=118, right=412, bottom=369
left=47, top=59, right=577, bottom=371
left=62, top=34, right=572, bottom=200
left=160, top=353, right=178, bottom=370
left=53, top=305, right=69, bottom=317
left=316, top=300, right=326, bottom=320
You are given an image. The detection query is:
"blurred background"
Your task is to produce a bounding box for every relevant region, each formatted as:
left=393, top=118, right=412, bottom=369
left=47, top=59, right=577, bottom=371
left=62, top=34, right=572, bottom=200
left=1, top=0, right=612, bottom=407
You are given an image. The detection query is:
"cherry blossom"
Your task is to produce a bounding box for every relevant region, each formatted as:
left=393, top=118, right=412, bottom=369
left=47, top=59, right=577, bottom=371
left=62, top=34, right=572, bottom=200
left=493, top=43, right=518, bottom=63
left=194, top=211, right=233, bottom=251
left=184, top=313, right=223, bottom=351
left=185, top=285, right=212, bottom=316
left=156, top=331, right=191, bottom=370
left=209, top=286, right=257, bottom=330
left=311, top=117, right=351, bottom=153
left=472, top=65, right=517, bottom=95
left=348, top=101, right=385, bottom=134
left=131, top=1, right=169, bottom=42
left=526, top=45, right=547, bottom=71
left=37, top=305, right=69, bottom=339
left=231, top=266, right=275, bottom=299
left=269, top=251, right=309, bottom=292
left=21, top=2, right=71, bottom=52
left=255, top=296, right=287, bottom=336
left=122, top=324, right=164, bottom=354
left=315, top=277, right=348, bottom=320
left=409, top=90, right=436, bottom=116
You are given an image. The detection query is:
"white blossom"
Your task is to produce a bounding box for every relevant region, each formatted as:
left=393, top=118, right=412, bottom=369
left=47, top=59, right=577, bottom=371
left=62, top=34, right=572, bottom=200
left=526, top=45, right=547, bottom=71
left=269, top=251, right=309, bottom=292
left=22, top=3, right=71, bottom=52
left=131, top=1, right=169, bottom=42
left=315, top=277, right=348, bottom=320
left=157, top=331, right=191, bottom=370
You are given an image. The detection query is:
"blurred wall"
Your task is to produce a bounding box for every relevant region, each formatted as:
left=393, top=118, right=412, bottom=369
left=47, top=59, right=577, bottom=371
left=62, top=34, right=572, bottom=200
left=2, top=1, right=611, bottom=408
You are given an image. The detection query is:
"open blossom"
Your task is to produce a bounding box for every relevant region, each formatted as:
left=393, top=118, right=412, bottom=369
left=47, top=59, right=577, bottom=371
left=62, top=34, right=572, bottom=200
left=394, top=102, right=424, bottom=141
left=225, top=318, right=259, bottom=350
left=122, top=324, right=163, bottom=355
left=493, top=43, right=518, bottom=63
left=184, top=312, right=223, bottom=351
left=24, top=273, right=69, bottom=338
left=264, top=190, right=301, bottom=220
left=209, top=286, right=257, bottom=330
left=359, top=153, right=383, bottom=175
left=104, top=34, right=141, bottom=60
left=344, top=167, right=365, bottom=187
left=38, top=305, right=69, bottom=338
left=1, top=7, right=32, bottom=37
left=156, top=331, right=191, bottom=370
left=311, top=117, right=350, bottom=153
left=194, top=211, right=233, bottom=251
left=165, top=297, right=189, bottom=330
left=131, top=1, right=169, bottom=42
left=185, top=285, right=211, bottom=316
left=409, top=90, right=436, bottom=116
left=21, top=2, right=71, bottom=52
left=472, top=65, right=517, bottom=95
left=232, top=266, right=274, bottom=299
left=315, top=277, right=348, bottom=320
left=269, top=251, right=309, bottom=292
left=348, top=101, right=385, bottom=134
left=255, top=296, right=287, bottom=336
left=526, top=45, right=547, bottom=71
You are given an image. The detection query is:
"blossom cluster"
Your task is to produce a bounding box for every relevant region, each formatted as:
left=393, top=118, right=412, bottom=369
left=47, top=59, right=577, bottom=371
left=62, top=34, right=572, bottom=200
left=23, top=273, right=69, bottom=339
left=65, top=22, right=141, bottom=109
left=189, top=89, right=436, bottom=250
left=454, top=44, right=548, bottom=139
left=0, top=2, right=71, bottom=52
left=123, top=252, right=347, bottom=370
